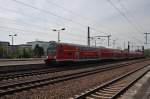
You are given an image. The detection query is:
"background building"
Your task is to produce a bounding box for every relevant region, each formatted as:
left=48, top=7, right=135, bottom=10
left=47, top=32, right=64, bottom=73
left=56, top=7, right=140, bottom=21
left=0, top=41, right=10, bottom=58
left=0, top=41, right=10, bottom=47
left=27, top=41, right=49, bottom=55
left=0, top=40, right=50, bottom=58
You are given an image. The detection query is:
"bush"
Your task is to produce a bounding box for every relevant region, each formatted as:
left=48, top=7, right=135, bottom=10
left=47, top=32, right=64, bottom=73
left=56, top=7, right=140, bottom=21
left=144, top=49, right=150, bottom=57
left=0, top=47, right=8, bottom=58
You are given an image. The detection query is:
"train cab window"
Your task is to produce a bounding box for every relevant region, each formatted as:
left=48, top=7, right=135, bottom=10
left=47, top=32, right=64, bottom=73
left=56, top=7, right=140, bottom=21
left=47, top=43, right=57, bottom=56
left=47, top=50, right=56, bottom=56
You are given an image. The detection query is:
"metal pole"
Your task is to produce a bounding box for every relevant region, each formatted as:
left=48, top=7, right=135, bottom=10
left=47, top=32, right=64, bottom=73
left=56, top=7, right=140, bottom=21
left=124, top=41, right=125, bottom=50
left=108, top=35, right=111, bottom=46
left=53, top=28, right=65, bottom=43
left=58, top=30, right=60, bottom=43
left=12, top=35, right=14, bottom=45
left=113, top=40, right=115, bottom=48
left=128, top=41, right=130, bottom=52
left=137, top=46, right=139, bottom=51
left=145, top=33, right=148, bottom=44
left=87, top=26, right=90, bottom=46
left=144, top=33, right=150, bottom=44
left=142, top=46, right=144, bottom=52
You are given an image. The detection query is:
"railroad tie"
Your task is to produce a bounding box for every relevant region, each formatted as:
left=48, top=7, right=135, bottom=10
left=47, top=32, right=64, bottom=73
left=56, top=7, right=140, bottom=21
left=95, top=91, right=114, bottom=96
left=88, top=94, right=112, bottom=99
left=86, top=96, right=95, bottom=99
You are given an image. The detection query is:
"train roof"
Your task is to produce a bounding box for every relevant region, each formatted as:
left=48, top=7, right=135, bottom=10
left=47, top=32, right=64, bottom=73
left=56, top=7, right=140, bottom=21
left=49, top=41, right=106, bottom=48
left=48, top=41, right=143, bottom=53
left=48, top=41, right=122, bottom=50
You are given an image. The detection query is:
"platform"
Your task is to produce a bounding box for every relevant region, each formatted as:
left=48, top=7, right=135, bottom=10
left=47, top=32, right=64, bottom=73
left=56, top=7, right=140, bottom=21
left=120, top=70, right=150, bottom=99
left=0, top=58, right=45, bottom=66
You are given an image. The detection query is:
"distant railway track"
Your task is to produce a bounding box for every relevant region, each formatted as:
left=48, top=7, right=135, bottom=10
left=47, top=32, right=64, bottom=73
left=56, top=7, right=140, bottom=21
left=0, top=67, right=66, bottom=80
left=0, top=59, right=146, bottom=80
left=72, top=63, right=150, bottom=99
left=0, top=59, right=149, bottom=96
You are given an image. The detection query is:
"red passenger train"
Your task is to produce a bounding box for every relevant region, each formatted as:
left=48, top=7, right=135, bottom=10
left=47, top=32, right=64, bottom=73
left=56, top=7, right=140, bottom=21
left=44, top=41, right=144, bottom=65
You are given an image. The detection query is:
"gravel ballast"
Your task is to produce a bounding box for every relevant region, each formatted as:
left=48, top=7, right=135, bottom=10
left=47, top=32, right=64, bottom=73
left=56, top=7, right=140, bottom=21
left=1, top=60, right=150, bottom=99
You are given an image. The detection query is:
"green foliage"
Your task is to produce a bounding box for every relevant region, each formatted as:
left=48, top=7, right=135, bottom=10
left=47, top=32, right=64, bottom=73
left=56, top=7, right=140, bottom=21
left=123, top=49, right=128, bottom=51
left=144, top=49, right=150, bottom=57
left=17, top=48, right=33, bottom=58
left=22, top=48, right=33, bottom=58
left=33, top=44, right=44, bottom=58
left=0, top=47, right=8, bottom=58
left=0, top=46, right=34, bottom=59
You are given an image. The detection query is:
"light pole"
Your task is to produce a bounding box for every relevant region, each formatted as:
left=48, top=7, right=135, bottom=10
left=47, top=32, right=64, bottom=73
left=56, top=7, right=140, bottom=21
left=9, top=34, right=17, bottom=45
left=53, top=28, right=65, bottom=43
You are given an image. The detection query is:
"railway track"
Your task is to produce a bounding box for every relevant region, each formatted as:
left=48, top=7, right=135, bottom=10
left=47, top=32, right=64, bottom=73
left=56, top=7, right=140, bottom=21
left=0, top=67, right=66, bottom=80
left=0, top=59, right=149, bottom=97
left=0, top=64, right=103, bottom=80
left=0, top=59, right=146, bottom=80
left=72, top=63, right=150, bottom=99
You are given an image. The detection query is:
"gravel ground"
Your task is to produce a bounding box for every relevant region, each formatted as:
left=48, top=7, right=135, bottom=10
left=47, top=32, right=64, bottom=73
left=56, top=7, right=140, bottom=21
left=1, top=60, right=150, bottom=99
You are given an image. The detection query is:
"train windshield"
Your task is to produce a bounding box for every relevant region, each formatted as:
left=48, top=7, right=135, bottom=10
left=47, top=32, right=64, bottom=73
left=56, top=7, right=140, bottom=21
left=47, top=43, right=57, bottom=56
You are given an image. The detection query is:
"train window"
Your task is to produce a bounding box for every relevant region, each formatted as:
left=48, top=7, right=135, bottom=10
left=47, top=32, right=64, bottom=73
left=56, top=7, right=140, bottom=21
left=47, top=43, right=57, bottom=56
left=47, top=50, right=56, bottom=56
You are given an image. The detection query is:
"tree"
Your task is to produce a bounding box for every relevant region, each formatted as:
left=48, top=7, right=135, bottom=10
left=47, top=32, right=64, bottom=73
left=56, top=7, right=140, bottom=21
left=33, top=44, right=44, bottom=57
left=0, top=47, right=7, bottom=58
left=0, top=47, right=3, bottom=58
left=21, top=48, right=30, bottom=58
left=144, top=49, right=150, bottom=57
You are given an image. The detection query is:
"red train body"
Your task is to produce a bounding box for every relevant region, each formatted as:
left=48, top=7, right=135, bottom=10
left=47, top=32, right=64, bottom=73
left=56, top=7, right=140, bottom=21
left=45, top=41, right=144, bottom=65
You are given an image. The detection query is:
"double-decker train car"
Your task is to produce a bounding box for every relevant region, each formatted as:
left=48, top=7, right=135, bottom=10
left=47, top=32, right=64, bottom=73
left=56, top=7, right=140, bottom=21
left=44, top=41, right=144, bottom=65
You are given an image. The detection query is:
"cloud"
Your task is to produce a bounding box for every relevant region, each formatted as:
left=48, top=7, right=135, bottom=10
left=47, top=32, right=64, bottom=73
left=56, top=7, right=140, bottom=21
left=0, top=0, right=149, bottom=49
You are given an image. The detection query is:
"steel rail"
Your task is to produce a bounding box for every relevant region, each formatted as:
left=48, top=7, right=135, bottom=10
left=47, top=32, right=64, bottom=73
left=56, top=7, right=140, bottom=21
left=0, top=59, right=145, bottom=96
left=0, top=59, right=146, bottom=80
left=72, top=64, right=150, bottom=99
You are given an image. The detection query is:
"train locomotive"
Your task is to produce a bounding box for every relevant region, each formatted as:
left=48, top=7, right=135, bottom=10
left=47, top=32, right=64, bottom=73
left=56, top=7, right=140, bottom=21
left=44, top=41, right=144, bottom=65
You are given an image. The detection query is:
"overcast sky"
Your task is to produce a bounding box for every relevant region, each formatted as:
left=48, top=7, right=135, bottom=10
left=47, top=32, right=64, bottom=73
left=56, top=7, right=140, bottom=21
left=0, top=0, right=150, bottom=49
